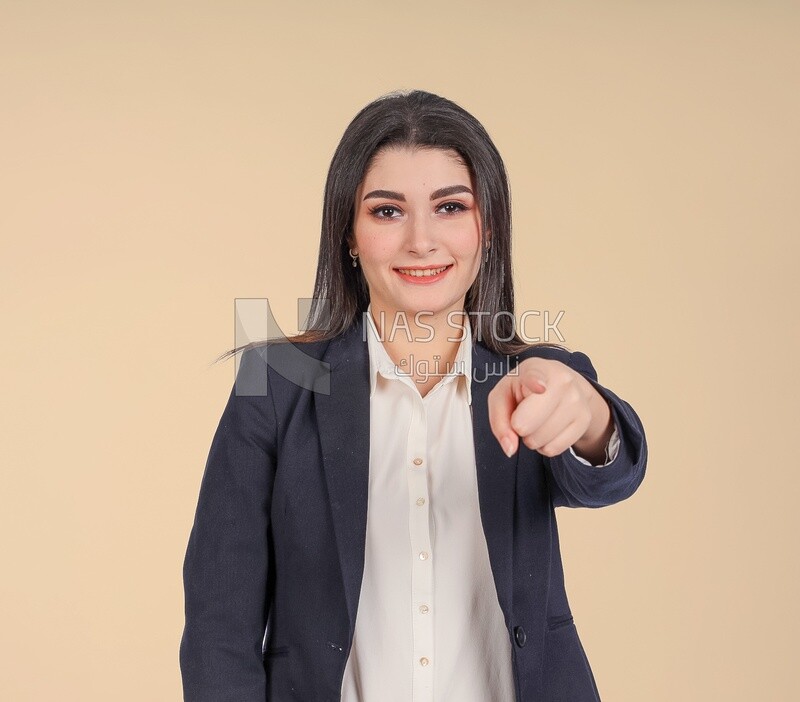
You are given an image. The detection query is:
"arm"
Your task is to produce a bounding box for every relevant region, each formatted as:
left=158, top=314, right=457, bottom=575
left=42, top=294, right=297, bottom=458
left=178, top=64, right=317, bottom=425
left=545, top=351, right=647, bottom=508
left=179, top=347, right=277, bottom=701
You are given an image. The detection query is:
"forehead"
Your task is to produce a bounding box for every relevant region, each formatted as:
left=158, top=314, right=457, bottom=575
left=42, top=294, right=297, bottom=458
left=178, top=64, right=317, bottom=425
left=361, top=146, right=470, bottom=186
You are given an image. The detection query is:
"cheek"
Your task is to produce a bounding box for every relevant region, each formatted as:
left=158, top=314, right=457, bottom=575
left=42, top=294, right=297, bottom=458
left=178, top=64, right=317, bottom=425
left=360, top=240, right=390, bottom=261
left=452, top=237, right=482, bottom=264
left=451, top=218, right=483, bottom=259
left=452, top=233, right=483, bottom=283
left=355, top=227, right=400, bottom=264
left=356, top=238, right=396, bottom=271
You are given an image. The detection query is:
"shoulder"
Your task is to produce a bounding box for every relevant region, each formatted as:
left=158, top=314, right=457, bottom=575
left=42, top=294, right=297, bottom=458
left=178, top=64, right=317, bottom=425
left=236, top=335, right=337, bottom=398
left=234, top=317, right=370, bottom=399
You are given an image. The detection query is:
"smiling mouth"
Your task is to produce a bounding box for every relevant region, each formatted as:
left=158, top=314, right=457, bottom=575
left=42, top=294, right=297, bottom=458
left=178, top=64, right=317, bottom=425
left=394, top=264, right=453, bottom=278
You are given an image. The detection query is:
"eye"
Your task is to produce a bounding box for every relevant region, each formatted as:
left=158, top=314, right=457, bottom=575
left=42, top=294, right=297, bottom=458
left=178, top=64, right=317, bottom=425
left=368, top=204, right=402, bottom=219
left=438, top=201, right=468, bottom=215
left=367, top=201, right=469, bottom=220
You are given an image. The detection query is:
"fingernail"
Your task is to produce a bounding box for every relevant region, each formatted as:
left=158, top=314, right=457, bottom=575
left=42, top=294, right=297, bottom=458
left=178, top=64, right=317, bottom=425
left=501, top=437, right=515, bottom=457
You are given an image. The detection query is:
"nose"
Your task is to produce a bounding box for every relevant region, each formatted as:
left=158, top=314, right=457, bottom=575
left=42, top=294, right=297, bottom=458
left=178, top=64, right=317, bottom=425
left=405, top=211, right=437, bottom=256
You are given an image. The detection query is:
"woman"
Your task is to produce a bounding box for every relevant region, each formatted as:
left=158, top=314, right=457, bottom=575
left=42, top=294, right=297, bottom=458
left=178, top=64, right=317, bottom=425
left=179, top=89, right=647, bottom=702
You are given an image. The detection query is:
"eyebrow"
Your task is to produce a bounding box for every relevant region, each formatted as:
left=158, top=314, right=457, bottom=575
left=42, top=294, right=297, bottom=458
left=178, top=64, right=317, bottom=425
left=362, top=184, right=473, bottom=202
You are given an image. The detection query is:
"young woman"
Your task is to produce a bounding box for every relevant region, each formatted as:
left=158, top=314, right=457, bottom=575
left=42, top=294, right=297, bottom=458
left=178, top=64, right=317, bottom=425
left=179, top=89, right=648, bottom=702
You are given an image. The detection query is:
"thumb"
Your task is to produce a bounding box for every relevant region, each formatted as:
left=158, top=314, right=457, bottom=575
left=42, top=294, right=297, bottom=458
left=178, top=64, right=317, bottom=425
left=520, top=375, right=547, bottom=399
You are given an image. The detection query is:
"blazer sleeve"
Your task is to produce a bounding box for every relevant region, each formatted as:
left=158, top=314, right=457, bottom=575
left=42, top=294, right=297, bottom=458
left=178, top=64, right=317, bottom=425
left=544, top=349, right=648, bottom=509
left=179, top=347, right=277, bottom=701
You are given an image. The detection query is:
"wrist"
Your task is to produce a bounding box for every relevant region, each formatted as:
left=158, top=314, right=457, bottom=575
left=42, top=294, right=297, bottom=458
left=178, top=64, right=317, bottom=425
left=572, top=390, right=613, bottom=464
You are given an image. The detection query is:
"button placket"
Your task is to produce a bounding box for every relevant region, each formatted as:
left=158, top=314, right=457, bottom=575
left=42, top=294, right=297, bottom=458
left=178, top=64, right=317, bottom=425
left=348, top=310, right=520, bottom=701
left=406, top=389, right=433, bottom=699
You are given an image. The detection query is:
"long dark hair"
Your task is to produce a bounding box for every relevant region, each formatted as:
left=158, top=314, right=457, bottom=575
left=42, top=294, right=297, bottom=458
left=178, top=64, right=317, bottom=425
left=216, top=88, right=566, bottom=363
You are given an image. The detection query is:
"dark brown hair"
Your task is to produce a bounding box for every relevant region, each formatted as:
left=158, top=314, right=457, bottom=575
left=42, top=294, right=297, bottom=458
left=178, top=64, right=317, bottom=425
left=216, top=88, right=565, bottom=363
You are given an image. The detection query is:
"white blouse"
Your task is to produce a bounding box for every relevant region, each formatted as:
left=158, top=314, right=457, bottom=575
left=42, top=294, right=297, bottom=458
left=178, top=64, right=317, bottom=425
left=339, top=305, right=619, bottom=701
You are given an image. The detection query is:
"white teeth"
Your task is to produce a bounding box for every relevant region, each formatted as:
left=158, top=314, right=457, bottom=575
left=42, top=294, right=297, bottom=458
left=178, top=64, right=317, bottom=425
left=397, top=265, right=449, bottom=277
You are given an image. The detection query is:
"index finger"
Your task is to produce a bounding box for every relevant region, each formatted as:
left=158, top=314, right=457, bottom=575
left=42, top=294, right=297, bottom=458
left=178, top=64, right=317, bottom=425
left=487, top=378, right=521, bottom=458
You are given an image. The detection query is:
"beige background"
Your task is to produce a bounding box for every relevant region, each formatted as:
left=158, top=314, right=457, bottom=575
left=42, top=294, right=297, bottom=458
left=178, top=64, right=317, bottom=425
left=1, top=1, right=798, bottom=699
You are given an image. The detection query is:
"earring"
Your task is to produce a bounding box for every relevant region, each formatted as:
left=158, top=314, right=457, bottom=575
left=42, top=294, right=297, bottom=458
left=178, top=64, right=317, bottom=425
left=484, top=246, right=490, bottom=263
left=349, top=248, right=359, bottom=268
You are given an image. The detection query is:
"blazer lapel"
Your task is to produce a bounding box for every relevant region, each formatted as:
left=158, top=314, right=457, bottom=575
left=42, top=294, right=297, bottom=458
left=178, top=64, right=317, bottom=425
left=314, top=318, right=520, bottom=634
left=314, top=319, right=372, bottom=632
left=470, top=342, right=520, bottom=617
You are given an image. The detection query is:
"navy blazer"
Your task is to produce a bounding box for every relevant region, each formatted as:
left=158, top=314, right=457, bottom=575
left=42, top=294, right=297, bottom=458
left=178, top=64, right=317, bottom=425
left=179, top=315, right=648, bottom=701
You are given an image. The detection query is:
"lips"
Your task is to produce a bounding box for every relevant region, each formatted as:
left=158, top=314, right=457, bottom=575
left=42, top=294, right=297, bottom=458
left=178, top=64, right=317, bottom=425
left=394, top=264, right=453, bottom=278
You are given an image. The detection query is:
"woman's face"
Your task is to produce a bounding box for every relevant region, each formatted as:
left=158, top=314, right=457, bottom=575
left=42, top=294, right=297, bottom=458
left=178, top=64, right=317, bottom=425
left=351, top=146, right=485, bottom=327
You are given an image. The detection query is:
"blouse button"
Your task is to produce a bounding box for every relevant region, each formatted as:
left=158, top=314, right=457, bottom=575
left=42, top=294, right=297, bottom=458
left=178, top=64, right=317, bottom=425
left=419, top=551, right=429, bottom=560
left=419, top=657, right=430, bottom=667
left=412, top=457, right=423, bottom=466
left=416, top=497, right=425, bottom=506
left=419, top=604, right=429, bottom=614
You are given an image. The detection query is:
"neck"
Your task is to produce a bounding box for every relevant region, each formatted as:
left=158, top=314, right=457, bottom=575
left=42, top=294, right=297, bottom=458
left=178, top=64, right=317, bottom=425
left=368, top=303, right=469, bottom=370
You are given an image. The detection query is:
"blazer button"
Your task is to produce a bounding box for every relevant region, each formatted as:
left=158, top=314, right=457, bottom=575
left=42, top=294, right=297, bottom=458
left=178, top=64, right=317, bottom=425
left=514, top=625, right=527, bottom=648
